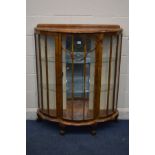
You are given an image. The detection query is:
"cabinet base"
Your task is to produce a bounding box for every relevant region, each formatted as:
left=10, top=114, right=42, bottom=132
left=36, top=110, right=119, bottom=134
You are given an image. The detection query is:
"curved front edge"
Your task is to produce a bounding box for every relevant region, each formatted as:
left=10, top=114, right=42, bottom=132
left=37, top=109, right=119, bottom=126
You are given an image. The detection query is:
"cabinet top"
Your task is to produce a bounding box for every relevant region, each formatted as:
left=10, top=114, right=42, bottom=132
left=35, top=24, right=122, bottom=33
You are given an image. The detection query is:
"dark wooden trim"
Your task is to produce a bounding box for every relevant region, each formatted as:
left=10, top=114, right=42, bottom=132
left=71, top=34, right=74, bottom=120
left=44, top=35, right=50, bottom=114
left=83, top=36, right=87, bottom=120
left=38, top=34, right=43, bottom=110
left=55, top=34, right=59, bottom=117
left=93, top=34, right=103, bottom=119
left=59, top=33, right=63, bottom=118
left=35, top=30, right=58, bottom=36
left=93, top=37, right=99, bottom=119
left=34, top=33, right=40, bottom=109
left=55, top=33, right=63, bottom=118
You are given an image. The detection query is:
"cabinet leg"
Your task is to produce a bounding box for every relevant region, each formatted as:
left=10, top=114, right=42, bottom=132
left=59, top=123, right=65, bottom=135
left=114, top=114, right=119, bottom=122
left=36, top=113, right=42, bottom=122
left=91, top=123, right=97, bottom=135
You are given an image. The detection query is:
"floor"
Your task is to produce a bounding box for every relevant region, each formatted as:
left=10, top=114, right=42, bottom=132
left=26, top=120, right=129, bottom=155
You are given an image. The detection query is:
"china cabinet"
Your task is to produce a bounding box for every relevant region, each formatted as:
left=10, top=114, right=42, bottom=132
left=34, top=24, right=123, bottom=134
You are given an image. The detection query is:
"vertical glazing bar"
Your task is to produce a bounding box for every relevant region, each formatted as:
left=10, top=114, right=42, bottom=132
left=59, top=33, right=63, bottom=117
left=71, top=35, right=74, bottom=120
left=55, top=33, right=63, bottom=118
left=83, top=37, right=87, bottom=120
left=38, top=34, right=43, bottom=111
left=34, top=33, right=40, bottom=109
left=45, top=35, right=50, bottom=114
left=112, top=34, right=119, bottom=111
left=93, top=38, right=99, bottom=119
left=55, top=35, right=59, bottom=117
left=116, top=33, right=123, bottom=108
left=107, top=35, right=113, bottom=114
left=93, top=34, right=103, bottom=119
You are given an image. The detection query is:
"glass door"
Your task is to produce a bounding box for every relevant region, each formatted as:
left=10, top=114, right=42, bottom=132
left=61, top=34, right=96, bottom=121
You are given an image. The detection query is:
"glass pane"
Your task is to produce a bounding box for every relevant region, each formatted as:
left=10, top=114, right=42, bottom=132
left=40, top=35, right=56, bottom=116
left=40, top=35, right=46, bottom=113
left=100, top=35, right=117, bottom=116
left=108, top=35, right=117, bottom=111
left=47, top=36, right=56, bottom=116
left=62, top=34, right=96, bottom=120
left=114, top=34, right=122, bottom=110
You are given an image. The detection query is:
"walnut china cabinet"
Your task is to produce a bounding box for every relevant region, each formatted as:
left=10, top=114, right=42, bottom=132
left=34, top=24, right=123, bottom=135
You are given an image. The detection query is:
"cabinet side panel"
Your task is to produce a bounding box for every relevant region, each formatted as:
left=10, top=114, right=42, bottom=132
left=40, top=35, right=47, bottom=112
left=100, top=34, right=118, bottom=116
left=100, top=36, right=110, bottom=111
left=47, top=36, right=56, bottom=116
left=88, top=39, right=95, bottom=110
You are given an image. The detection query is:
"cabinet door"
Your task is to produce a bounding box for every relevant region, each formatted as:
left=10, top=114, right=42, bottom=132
left=61, top=34, right=97, bottom=120
left=36, top=34, right=57, bottom=117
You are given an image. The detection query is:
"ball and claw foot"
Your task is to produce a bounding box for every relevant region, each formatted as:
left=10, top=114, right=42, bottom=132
left=91, top=129, right=96, bottom=135
left=36, top=114, right=42, bottom=122
left=113, top=115, right=119, bottom=122
left=91, top=124, right=97, bottom=135
left=59, top=129, right=65, bottom=135
left=59, top=124, right=65, bottom=135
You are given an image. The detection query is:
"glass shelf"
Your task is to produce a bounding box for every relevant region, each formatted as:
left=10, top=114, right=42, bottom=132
left=41, top=56, right=116, bottom=64
left=43, top=84, right=56, bottom=92
left=42, top=83, right=114, bottom=93
left=100, top=84, right=114, bottom=92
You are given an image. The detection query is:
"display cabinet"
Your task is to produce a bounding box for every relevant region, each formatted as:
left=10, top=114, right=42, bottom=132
left=34, top=24, right=123, bottom=134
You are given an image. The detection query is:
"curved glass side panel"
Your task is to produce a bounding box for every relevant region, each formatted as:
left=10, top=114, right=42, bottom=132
left=40, top=35, right=56, bottom=116
left=100, top=34, right=117, bottom=117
